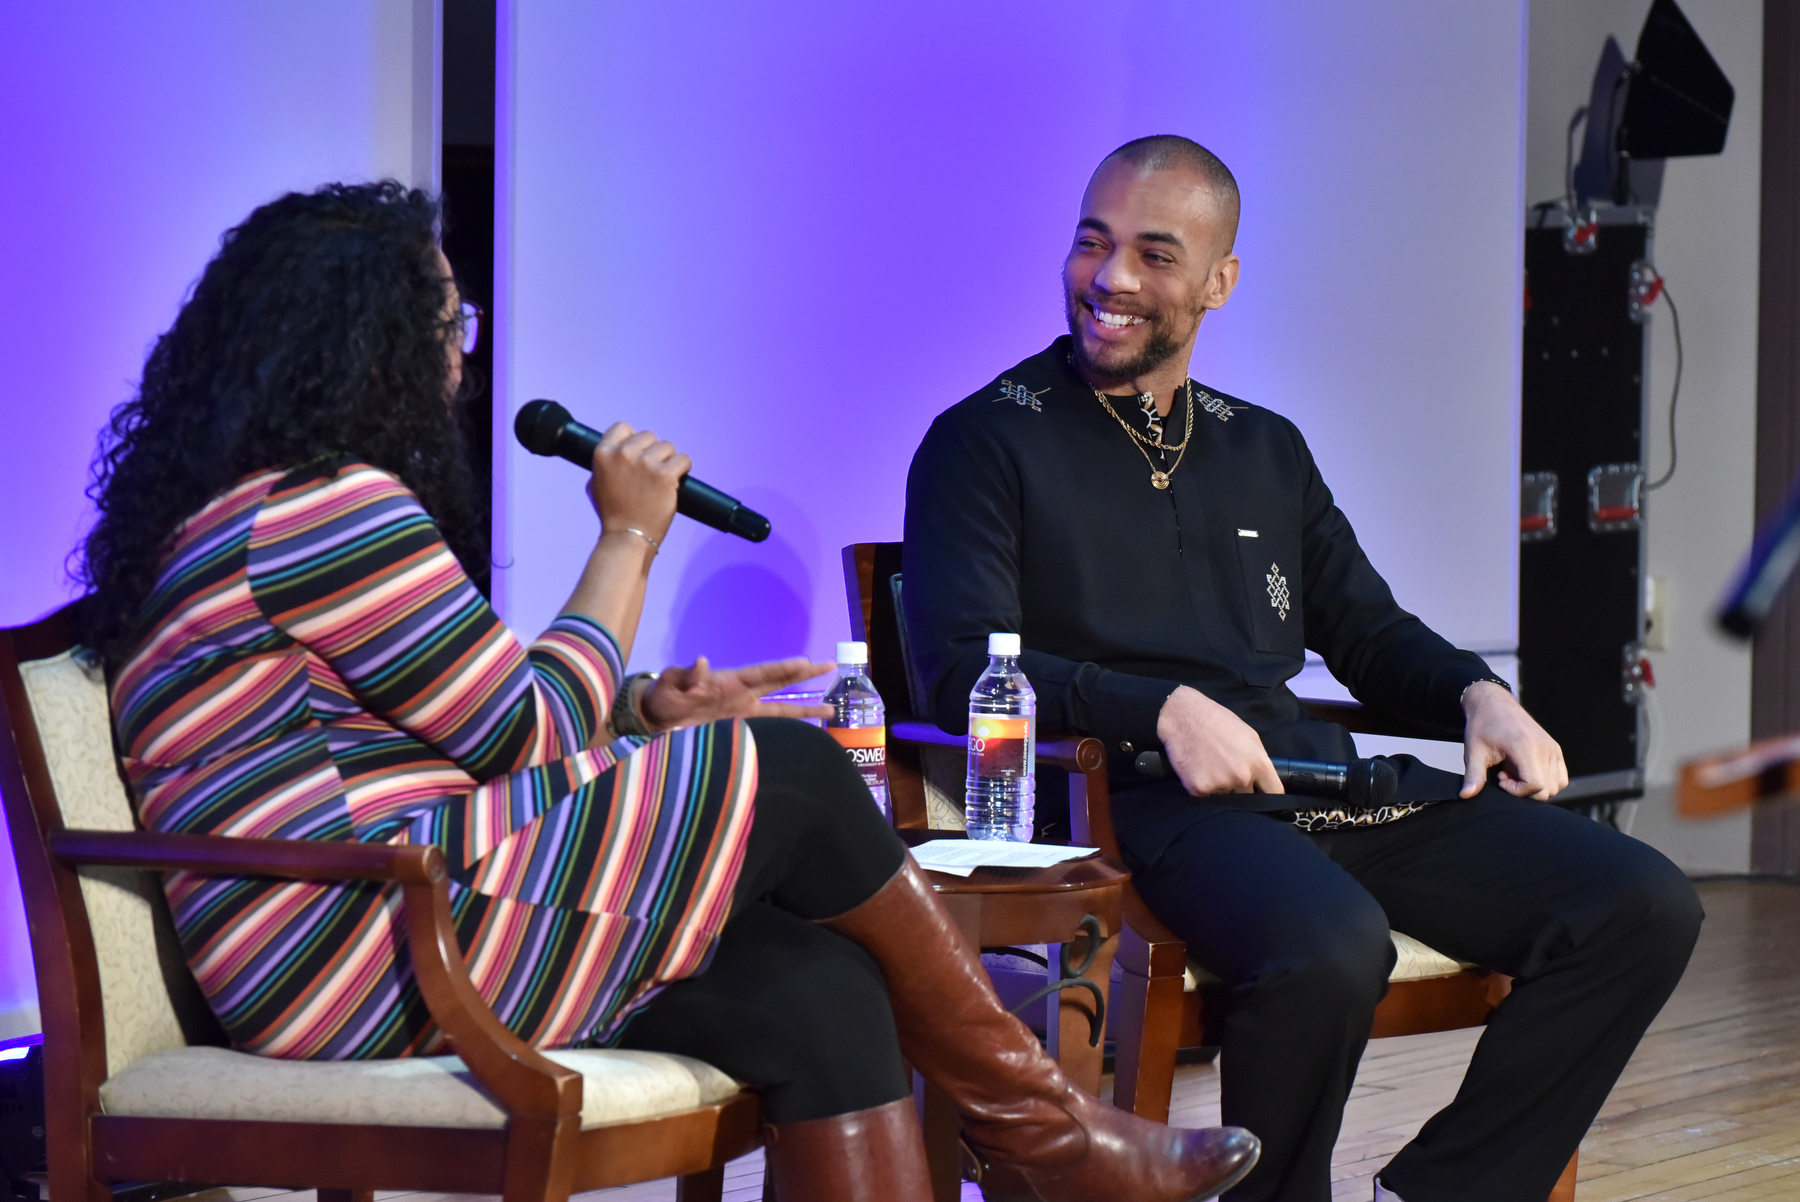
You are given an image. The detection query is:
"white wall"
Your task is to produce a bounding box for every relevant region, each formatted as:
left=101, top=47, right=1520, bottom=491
left=1526, top=0, right=1762, bottom=873
left=498, top=2, right=1527, bottom=687
left=0, top=0, right=440, bottom=1041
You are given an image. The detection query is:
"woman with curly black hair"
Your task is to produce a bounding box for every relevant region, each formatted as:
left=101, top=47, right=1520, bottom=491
left=78, top=181, right=1256, bottom=1202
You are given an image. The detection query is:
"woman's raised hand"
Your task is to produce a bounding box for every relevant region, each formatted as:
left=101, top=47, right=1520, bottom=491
left=579, top=430, right=830, bottom=733
left=641, top=657, right=834, bottom=732
left=588, top=422, right=690, bottom=545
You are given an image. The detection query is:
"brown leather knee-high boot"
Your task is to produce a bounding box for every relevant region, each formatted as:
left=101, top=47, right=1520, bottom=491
left=821, top=860, right=1259, bottom=1202
left=762, top=1098, right=933, bottom=1201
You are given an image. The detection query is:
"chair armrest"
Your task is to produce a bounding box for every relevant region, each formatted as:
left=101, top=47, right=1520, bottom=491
left=1037, top=738, right=1100, bottom=774
left=893, top=722, right=1115, bottom=767
left=50, top=828, right=444, bottom=884
left=890, top=719, right=964, bottom=748
left=50, top=828, right=580, bottom=1125
left=1117, top=897, right=1189, bottom=978
left=893, top=723, right=1115, bottom=835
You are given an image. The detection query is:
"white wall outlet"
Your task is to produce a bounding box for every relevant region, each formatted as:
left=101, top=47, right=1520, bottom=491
left=1645, top=575, right=1668, bottom=651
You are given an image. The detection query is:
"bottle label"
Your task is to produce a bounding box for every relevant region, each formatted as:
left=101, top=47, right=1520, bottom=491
left=968, top=715, right=1033, bottom=776
left=827, top=725, right=889, bottom=796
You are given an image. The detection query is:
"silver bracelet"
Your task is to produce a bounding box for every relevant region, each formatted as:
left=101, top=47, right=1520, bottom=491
left=610, top=672, right=661, bottom=738
left=1460, top=677, right=1512, bottom=705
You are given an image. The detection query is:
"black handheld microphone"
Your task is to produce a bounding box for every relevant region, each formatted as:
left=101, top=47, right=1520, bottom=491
left=514, top=399, right=772, bottom=543
left=1133, top=750, right=1399, bottom=808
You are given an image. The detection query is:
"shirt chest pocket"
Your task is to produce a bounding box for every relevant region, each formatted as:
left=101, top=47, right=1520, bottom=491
left=1233, top=526, right=1305, bottom=661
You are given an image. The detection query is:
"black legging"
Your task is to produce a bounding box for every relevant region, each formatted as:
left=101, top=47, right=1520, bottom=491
left=612, top=717, right=911, bottom=1123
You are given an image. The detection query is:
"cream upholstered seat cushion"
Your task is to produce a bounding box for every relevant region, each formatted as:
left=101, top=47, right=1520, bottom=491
left=1182, top=929, right=1471, bottom=992
left=100, top=1045, right=739, bottom=1130
left=1387, top=931, right=1473, bottom=981
left=19, top=649, right=189, bottom=1077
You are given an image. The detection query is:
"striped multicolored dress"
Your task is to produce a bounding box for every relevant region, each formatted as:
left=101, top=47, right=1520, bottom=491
left=111, top=459, right=757, bottom=1060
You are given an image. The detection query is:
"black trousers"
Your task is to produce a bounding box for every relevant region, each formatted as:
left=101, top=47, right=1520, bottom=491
left=1125, top=788, right=1703, bottom=1202
left=614, top=717, right=912, bottom=1124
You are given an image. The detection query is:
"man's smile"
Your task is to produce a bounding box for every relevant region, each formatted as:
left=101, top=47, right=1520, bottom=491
left=1084, top=299, right=1150, bottom=336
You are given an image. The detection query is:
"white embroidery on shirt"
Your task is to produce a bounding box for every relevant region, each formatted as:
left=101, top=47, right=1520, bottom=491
left=995, top=379, right=1048, bottom=412
left=1195, top=387, right=1240, bottom=423
left=1136, top=392, right=1165, bottom=441
left=1266, top=563, right=1291, bottom=621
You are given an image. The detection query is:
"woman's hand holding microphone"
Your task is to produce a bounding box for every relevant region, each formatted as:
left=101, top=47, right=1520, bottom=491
left=586, top=424, right=832, bottom=733
left=588, top=421, right=689, bottom=559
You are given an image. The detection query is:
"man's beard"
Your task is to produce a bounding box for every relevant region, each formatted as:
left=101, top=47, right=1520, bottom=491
left=1065, top=293, right=1196, bottom=383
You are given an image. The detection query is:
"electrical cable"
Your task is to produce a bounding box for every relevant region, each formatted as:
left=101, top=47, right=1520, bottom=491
left=1523, top=104, right=1594, bottom=225
left=1645, top=280, right=1683, bottom=490
left=1565, top=105, right=1588, bottom=211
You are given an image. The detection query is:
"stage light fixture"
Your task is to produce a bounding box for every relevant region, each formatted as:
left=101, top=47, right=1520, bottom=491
left=1619, top=0, right=1734, bottom=162
left=1571, top=0, right=1734, bottom=210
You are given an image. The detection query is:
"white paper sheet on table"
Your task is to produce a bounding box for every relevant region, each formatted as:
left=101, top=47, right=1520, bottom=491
left=908, top=839, right=1101, bottom=877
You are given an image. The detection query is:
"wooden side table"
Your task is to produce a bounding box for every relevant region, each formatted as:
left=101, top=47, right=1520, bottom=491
left=908, top=844, right=1128, bottom=1202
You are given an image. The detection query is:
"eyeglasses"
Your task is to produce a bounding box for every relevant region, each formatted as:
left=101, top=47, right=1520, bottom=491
left=455, top=301, right=483, bottom=355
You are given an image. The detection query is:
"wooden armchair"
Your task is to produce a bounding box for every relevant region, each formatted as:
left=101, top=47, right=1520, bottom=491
left=843, top=544, right=1577, bottom=1202
left=0, top=605, right=759, bottom=1202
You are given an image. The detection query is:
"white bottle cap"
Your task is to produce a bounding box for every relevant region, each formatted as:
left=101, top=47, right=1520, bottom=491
left=988, top=632, right=1021, bottom=657
left=837, top=641, right=869, bottom=665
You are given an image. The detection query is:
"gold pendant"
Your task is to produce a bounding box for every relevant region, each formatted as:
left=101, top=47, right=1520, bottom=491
left=1151, top=471, right=1170, bottom=489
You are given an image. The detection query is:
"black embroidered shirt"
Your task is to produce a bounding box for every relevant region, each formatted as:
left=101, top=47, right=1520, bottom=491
left=902, top=337, right=1492, bottom=859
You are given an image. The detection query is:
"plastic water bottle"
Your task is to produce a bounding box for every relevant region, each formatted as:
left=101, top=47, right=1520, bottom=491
left=965, top=632, right=1036, bottom=841
left=823, top=641, right=890, bottom=819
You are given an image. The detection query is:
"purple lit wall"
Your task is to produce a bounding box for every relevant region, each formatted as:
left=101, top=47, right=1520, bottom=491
left=0, top=0, right=438, bottom=1040
left=0, top=1, right=1529, bottom=1042
left=497, top=2, right=1528, bottom=682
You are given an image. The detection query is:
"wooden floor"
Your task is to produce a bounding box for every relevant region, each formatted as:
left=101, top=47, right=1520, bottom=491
left=211, top=879, right=1800, bottom=1202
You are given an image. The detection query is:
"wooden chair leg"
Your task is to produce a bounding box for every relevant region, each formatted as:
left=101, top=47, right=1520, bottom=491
left=1110, top=968, right=1147, bottom=1110
left=500, top=1114, right=577, bottom=1202
left=676, top=1164, right=727, bottom=1202
left=1547, top=1149, right=1578, bottom=1202
left=1110, top=965, right=1184, bottom=1122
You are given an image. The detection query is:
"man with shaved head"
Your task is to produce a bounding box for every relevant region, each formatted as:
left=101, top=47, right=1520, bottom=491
left=903, top=137, right=1701, bottom=1202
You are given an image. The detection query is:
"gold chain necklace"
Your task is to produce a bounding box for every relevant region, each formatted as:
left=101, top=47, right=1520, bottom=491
left=1093, top=380, right=1196, bottom=490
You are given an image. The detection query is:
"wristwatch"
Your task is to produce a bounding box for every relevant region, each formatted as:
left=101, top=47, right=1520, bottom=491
left=610, top=672, right=661, bottom=738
